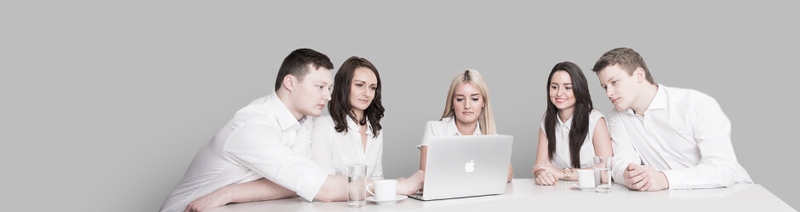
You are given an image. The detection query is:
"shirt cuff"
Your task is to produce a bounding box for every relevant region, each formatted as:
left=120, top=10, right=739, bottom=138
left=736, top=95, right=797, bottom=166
left=296, top=167, right=329, bottom=202
left=661, top=170, right=682, bottom=190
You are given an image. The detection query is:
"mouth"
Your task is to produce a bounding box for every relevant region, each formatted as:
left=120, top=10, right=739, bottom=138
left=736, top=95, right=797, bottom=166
left=358, top=99, right=370, bottom=104
left=316, top=104, right=325, bottom=109
left=610, top=97, right=620, bottom=104
left=554, top=98, right=567, bottom=103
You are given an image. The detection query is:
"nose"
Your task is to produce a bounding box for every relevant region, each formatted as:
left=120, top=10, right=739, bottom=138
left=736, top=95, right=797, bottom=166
left=605, top=86, right=614, bottom=98
left=362, top=88, right=370, bottom=98
left=557, top=87, right=565, bottom=97
left=323, top=88, right=332, bottom=101
left=464, top=99, right=472, bottom=109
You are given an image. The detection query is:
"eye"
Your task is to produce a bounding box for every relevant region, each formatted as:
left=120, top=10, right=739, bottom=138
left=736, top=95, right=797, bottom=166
left=566, top=86, right=572, bottom=90
left=611, top=80, right=618, bottom=85
left=472, top=97, right=480, bottom=101
left=550, top=85, right=557, bottom=89
left=601, top=85, right=607, bottom=90
left=355, top=83, right=363, bottom=87
left=370, top=86, right=377, bottom=90
left=456, top=98, right=464, bottom=102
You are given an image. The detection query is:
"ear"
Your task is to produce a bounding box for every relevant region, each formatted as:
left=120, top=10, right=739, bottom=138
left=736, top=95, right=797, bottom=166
left=283, top=75, right=295, bottom=92
left=634, top=67, right=645, bottom=83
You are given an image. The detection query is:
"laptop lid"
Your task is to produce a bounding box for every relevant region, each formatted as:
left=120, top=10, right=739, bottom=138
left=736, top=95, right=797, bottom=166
left=411, top=135, right=513, bottom=201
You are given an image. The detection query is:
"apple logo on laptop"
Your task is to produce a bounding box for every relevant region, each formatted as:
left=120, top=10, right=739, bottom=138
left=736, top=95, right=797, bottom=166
left=464, top=159, right=475, bottom=173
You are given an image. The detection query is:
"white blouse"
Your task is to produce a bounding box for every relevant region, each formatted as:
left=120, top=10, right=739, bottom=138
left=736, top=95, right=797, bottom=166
left=311, top=115, right=384, bottom=180
left=418, top=116, right=481, bottom=149
left=539, top=109, right=605, bottom=169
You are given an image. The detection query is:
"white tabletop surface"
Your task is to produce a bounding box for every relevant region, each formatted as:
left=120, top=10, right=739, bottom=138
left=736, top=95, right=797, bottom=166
left=206, top=178, right=796, bottom=212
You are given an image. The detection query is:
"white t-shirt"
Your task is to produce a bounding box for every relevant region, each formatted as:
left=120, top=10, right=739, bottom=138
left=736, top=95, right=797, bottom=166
left=417, top=116, right=481, bottom=149
left=539, top=109, right=606, bottom=169
left=311, top=115, right=384, bottom=180
left=607, top=84, right=753, bottom=189
left=160, top=94, right=328, bottom=212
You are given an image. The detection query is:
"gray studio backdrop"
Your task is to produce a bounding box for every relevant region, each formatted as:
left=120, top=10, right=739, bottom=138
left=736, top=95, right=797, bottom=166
left=2, top=1, right=797, bottom=212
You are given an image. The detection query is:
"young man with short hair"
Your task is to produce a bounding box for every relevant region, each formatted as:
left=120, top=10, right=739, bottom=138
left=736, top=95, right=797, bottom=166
left=591, top=47, right=752, bottom=191
left=160, top=48, right=423, bottom=212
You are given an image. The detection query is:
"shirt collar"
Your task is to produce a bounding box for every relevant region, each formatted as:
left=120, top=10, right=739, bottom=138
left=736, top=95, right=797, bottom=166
left=556, top=113, right=573, bottom=130
left=649, top=84, right=668, bottom=110
left=265, top=94, right=305, bottom=131
left=442, top=116, right=481, bottom=136
left=625, top=84, right=668, bottom=115
left=346, top=116, right=374, bottom=136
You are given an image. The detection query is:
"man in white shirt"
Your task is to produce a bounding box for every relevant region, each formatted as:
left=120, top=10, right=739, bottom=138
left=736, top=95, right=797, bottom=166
left=591, top=47, right=752, bottom=191
left=161, top=48, right=355, bottom=212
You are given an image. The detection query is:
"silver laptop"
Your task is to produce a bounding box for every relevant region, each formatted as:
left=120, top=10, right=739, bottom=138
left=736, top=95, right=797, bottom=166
left=410, top=135, right=513, bottom=201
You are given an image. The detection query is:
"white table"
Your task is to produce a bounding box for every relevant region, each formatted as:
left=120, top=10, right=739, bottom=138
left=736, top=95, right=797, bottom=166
left=206, top=179, right=795, bottom=212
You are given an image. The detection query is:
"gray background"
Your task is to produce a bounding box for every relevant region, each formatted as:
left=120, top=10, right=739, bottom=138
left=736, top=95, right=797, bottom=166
left=2, top=1, right=797, bottom=211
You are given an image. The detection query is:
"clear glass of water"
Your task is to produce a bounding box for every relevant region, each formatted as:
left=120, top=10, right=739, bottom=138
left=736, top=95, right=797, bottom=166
left=347, top=164, right=367, bottom=208
left=593, top=156, right=612, bottom=193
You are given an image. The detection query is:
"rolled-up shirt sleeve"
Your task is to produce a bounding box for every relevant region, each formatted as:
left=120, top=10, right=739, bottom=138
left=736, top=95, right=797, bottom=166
left=417, top=121, right=437, bottom=150
left=224, top=118, right=328, bottom=201
left=605, top=111, right=643, bottom=185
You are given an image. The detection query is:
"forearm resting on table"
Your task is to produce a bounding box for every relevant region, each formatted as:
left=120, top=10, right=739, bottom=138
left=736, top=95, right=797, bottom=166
left=315, top=175, right=349, bottom=202
left=508, top=164, right=514, bottom=182
left=224, top=178, right=298, bottom=203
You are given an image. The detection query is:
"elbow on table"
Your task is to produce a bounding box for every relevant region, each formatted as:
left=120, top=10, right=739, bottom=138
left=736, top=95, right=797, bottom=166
left=314, top=188, right=336, bottom=202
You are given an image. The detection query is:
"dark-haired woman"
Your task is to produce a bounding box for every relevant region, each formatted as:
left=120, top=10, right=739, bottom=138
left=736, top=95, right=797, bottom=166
left=532, top=61, right=613, bottom=186
left=312, top=56, right=423, bottom=195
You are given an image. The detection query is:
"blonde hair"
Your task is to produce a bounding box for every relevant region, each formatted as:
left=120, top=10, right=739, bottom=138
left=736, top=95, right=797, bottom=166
left=440, top=69, right=497, bottom=135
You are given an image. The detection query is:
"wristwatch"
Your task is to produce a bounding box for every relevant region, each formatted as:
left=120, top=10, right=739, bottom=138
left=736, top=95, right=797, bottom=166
left=563, top=167, right=573, bottom=181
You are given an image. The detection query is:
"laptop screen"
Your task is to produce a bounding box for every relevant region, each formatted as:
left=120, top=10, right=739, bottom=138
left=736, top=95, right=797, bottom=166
left=413, top=135, right=513, bottom=200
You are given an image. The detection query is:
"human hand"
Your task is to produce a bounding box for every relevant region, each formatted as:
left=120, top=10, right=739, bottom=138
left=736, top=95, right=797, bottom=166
left=534, top=169, right=559, bottom=186
left=396, top=170, right=424, bottom=195
left=623, top=163, right=650, bottom=191
left=184, top=187, right=230, bottom=212
left=625, top=164, right=669, bottom=191
left=532, top=162, right=561, bottom=176
left=624, top=164, right=668, bottom=191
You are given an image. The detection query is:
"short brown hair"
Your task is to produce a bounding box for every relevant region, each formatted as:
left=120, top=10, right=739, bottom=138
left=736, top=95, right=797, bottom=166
left=591, top=47, right=655, bottom=84
left=274, top=48, right=334, bottom=91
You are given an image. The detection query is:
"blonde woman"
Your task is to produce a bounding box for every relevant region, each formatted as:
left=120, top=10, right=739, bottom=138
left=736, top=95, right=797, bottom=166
left=417, top=69, right=513, bottom=182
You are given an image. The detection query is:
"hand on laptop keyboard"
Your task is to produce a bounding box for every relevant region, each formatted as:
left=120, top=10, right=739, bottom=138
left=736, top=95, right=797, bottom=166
left=397, top=170, right=425, bottom=195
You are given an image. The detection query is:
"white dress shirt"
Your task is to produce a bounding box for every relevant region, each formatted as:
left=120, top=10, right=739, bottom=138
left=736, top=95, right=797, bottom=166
left=607, top=84, right=752, bottom=189
left=160, top=94, right=328, bottom=212
left=418, top=116, right=481, bottom=149
left=539, top=109, right=606, bottom=169
left=311, top=115, right=384, bottom=180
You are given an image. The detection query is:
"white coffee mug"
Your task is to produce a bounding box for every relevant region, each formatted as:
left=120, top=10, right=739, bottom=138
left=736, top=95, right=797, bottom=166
left=367, top=179, right=397, bottom=201
left=577, top=169, right=595, bottom=188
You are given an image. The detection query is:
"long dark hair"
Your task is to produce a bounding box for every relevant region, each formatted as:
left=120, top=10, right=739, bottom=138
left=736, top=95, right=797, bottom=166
left=544, top=61, right=593, bottom=168
left=329, top=56, right=384, bottom=137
